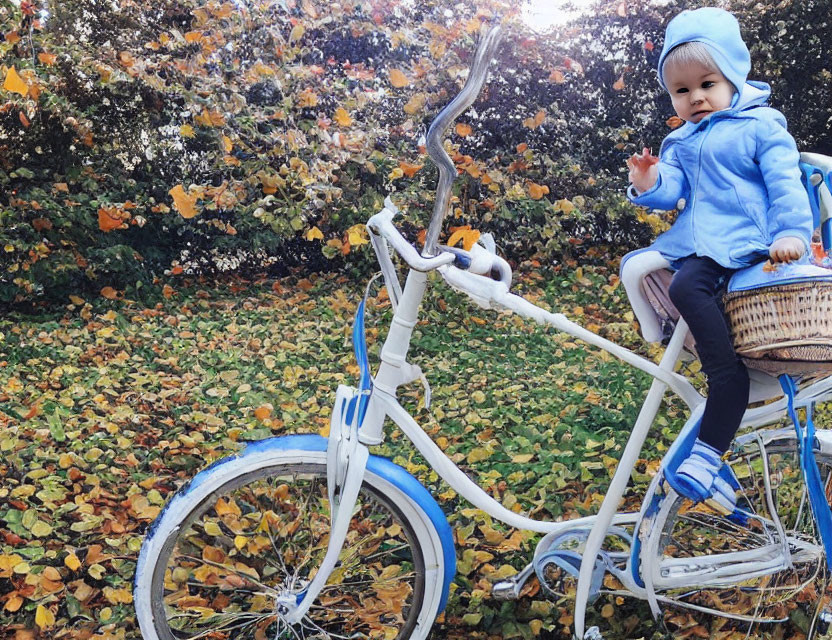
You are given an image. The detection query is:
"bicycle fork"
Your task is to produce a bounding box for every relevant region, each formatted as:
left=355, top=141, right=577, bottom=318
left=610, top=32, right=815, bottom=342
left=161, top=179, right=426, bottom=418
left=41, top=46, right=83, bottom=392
left=284, top=384, right=370, bottom=625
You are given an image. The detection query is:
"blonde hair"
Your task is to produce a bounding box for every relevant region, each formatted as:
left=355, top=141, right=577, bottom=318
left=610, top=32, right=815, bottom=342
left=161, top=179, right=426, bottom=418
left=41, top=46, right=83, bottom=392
left=663, top=42, right=720, bottom=77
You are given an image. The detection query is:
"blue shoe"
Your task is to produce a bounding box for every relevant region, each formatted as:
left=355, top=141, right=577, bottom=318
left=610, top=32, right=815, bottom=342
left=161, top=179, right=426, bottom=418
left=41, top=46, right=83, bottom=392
left=674, top=438, right=737, bottom=514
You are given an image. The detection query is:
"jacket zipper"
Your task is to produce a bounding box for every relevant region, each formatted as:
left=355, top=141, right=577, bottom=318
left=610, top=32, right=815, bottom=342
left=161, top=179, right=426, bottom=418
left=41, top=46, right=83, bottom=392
left=689, top=117, right=714, bottom=254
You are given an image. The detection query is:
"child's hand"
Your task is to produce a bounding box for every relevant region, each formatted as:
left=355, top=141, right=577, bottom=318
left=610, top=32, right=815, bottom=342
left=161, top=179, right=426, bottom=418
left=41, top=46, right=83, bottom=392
left=769, top=236, right=804, bottom=263
left=627, top=147, right=660, bottom=194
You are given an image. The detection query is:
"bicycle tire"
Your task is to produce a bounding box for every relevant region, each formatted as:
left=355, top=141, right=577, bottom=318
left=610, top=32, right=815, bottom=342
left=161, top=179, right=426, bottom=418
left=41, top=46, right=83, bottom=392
left=134, top=443, right=447, bottom=640
left=642, top=429, right=831, bottom=635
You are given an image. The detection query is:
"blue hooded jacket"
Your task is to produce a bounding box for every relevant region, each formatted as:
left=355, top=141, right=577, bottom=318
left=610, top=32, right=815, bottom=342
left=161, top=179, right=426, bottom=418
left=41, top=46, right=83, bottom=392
left=628, top=7, right=812, bottom=269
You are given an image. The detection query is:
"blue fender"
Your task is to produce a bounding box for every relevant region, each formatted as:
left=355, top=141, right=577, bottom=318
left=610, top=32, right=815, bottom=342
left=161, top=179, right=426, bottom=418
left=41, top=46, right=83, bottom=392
left=241, top=434, right=457, bottom=613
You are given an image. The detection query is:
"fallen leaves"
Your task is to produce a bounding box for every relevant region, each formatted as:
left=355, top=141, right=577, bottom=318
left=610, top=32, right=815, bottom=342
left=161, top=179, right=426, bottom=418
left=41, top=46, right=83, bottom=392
left=388, top=68, right=409, bottom=88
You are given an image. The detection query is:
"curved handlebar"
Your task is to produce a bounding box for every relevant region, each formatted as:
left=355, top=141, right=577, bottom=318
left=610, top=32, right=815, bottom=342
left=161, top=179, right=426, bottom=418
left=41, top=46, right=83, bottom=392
left=366, top=204, right=456, bottom=272
left=423, top=22, right=503, bottom=258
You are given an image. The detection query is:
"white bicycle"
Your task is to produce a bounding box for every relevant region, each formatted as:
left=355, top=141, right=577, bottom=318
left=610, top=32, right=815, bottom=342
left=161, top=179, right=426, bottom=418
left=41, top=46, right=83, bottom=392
left=134, top=23, right=832, bottom=640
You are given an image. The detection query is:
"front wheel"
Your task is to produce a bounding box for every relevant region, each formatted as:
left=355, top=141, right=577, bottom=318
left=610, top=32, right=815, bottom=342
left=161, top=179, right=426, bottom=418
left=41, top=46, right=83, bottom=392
left=134, top=442, right=447, bottom=640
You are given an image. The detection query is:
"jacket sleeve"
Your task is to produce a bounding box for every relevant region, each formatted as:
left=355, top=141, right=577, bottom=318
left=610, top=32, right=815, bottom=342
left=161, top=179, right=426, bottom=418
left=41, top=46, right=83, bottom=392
left=756, top=111, right=813, bottom=252
left=626, top=142, right=689, bottom=210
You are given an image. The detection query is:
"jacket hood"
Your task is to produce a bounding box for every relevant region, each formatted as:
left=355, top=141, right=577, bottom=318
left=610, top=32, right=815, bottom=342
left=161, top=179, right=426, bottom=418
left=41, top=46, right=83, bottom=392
left=658, top=7, right=751, bottom=101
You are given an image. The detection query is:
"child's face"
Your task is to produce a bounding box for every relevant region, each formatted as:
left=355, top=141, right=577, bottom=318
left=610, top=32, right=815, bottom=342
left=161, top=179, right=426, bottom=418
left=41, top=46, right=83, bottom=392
left=664, top=60, right=735, bottom=124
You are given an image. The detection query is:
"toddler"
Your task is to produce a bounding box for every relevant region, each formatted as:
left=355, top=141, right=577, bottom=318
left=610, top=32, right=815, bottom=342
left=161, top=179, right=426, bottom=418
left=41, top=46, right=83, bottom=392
left=626, top=7, right=813, bottom=511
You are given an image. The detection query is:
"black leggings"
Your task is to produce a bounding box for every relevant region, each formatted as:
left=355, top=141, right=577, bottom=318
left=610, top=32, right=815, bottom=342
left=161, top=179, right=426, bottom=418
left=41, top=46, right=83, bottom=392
left=668, top=255, right=750, bottom=452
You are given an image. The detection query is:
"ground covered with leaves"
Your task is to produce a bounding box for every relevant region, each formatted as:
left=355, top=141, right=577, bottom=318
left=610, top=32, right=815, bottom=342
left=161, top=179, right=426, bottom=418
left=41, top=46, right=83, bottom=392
left=0, top=262, right=817, bottom=640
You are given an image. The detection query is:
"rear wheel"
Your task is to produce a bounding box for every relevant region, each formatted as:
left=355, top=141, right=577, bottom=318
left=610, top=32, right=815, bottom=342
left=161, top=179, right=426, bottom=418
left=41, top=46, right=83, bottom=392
left=134, top=449, right=445, bottom=640
left=643, top=430, right=830, bottom=635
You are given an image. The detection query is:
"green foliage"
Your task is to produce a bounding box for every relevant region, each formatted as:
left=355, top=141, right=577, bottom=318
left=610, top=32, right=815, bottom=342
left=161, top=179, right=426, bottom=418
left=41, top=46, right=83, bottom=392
left=0, top=0, right=830, bottom=309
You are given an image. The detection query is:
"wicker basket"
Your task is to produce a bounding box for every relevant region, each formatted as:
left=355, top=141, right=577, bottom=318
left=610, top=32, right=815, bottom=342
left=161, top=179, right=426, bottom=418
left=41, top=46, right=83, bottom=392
left=723, top=281, right=832, bottom=376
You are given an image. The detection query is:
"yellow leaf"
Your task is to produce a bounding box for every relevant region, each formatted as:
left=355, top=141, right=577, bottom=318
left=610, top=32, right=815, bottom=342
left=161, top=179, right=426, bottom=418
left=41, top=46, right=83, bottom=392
left=234, top=535, right=248, bottom=550
left=185, top=31, right=203, bottom=43
left=333, top=107, right=352, bottom=127
left=64, top=553, right=81, bottom=571
left=180, top=124, right=195, bottom=138
left=68, top=295, right=85, bottom=305
left=290, top=24, right=305, bottom=42
left=222, top=135, right=232, bottom=152
left=347, top=224, right=368, bottom=246
left=305, top=226, right=324, bottom=241
left=554, top=199, right=576, bottom=214
left=3, top=67, right=29, bottom=97
left=467, top=446, right=492, bottom=463
left=103, top=586, right=133, bottom=604
left=35, top=604, right=55, bottom=630
left=389, top=68, right=409, bottom=88
left=169, top=184, right=199, bottom=219
left=403, top=92, right=426, bottom=115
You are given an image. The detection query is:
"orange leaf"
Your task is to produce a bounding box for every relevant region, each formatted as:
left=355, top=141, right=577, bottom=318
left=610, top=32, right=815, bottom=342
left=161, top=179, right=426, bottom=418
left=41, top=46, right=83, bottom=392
left=54, top=183, right=69, bottom=193
left=455, top=122, right=472, bottom=137
left=254, top=404, right=273, bottom=421
left=389, top=68, right=409, bottom=88
left=4, top=594, right=22, bottom=612
left=162, top=284, right=175, bottom=299
left=184, top=31, right=203, bottom=43
left=333, top=107, right=352, bottom=127
left=169, top=184, right=199, bottom=219
left=3, top=67, right=28, bottom=97
left=516, top=142, right=528, bottom=153
left=118, top=51, right=134, bottom=67
left=549, top=69, right=565, bottom=83
left=666, top=115, right=684, bottom=129
left=5, top=31, right=20, bottom=45
left=195, top=108, right=225, bottom=127
left=18, top=111, right=29, bottom=127
left=522, top=109, right=546, bottom=130
left=398, top=161, right=423, bottom=178
left=100, top=287, right=120, bottom=300
left=528, top=182, right=550, bottom=200
left=37, top=52, right=57, bottom=65
left=644, top=40, right=655, bottom=52
left=98, top=207, right=124, bottom=232
left=612, top=75, right=626, bottom=91
left=171, top=265, right=184, bottom=275
left=447, top=226, right=481, bottom=251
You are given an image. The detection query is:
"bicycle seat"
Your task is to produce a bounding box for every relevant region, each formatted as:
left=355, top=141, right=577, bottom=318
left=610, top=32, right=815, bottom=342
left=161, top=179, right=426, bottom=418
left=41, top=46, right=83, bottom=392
left=620, top=249, right=784, bottom=403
